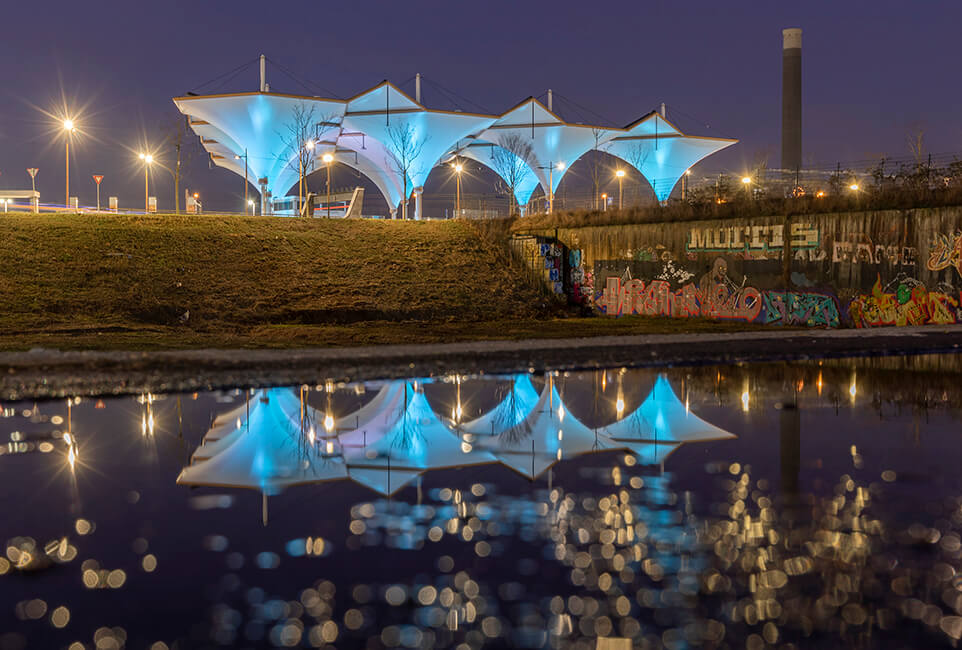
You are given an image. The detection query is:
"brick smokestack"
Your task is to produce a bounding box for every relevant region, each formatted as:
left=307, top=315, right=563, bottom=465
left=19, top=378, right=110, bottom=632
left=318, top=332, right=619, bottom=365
left=781, top=28, right=802, bottom=172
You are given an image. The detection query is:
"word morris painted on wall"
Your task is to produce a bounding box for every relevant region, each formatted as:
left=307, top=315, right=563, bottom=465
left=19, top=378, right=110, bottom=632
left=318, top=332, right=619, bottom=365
left=686, top=223, right=820, bottom=253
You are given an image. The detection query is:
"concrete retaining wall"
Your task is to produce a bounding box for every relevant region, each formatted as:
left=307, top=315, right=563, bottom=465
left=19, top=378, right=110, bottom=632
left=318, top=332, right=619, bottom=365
left=522, top=207, right=962, bottom=328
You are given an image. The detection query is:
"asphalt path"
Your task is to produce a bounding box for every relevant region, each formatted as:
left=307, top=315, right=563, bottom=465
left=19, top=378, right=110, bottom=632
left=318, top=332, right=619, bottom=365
left=2, top=325, right=961, bottom=400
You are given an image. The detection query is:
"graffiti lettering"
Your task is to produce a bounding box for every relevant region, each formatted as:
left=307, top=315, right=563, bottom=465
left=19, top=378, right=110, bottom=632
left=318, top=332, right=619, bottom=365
left=762, top=292, right=841, bottom=328
left=849, top=275, right=961, bottom=328
left=687, top=223, right=819, bottom=253
left=927, top=231, right=962, bottom=276
left=832, top=240, right=917, bottom=266
left=600, top=277, right=762, bottom=322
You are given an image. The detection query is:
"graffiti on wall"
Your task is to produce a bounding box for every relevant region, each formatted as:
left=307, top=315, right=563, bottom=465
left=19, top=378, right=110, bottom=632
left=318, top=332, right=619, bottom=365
left=761, top=292, right=841, bottom=328
left=927, top=231, right=962, bottom=276
left=686, top=223, right=820, bottom=253
left=598, top=256, right=842, bottom=327
left=832, top=239, right=917, bottom=266
left=849, top=275, right=961, bottom=328
left=568, top=248, right=593, bottom=305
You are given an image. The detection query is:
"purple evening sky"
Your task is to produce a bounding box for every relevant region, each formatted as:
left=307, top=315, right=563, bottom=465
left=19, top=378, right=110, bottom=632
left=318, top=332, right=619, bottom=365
left=0, top=0, right=958, bottom=210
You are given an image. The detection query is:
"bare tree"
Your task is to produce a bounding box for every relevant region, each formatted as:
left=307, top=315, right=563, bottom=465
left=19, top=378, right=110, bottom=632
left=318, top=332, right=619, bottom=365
left=490, top=133, right=534, bottom=216
left=588, top=128, right=611, bottom=210
left=621, top=143, right=651, bottom=205
left=277, top=103, right=319, bottom=211
left=384, top=122, right=427, bottom=219
left=161, top=114, right=199, bottom=213
left=907, top=126, right=925, bottom=165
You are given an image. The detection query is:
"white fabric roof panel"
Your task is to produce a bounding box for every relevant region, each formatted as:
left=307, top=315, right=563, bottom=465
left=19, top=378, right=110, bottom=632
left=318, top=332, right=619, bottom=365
left=173, top=83, right=736, bottom=211
left=607, top=114, right=736, bottom=201
left=174, top=93, right=346, bottom=199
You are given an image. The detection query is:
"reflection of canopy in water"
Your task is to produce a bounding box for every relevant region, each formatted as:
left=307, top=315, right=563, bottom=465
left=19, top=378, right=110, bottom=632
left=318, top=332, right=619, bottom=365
left=458, top=374, right=541, bottom=436
left=344, top=383, right=497, bottom=471
left=336, top=382, right=407, bottom=448
left=343, top=383, right=497, bottom=495
left=601, top=375, right=736, bottom=444
left=194, top=389, right=305, bottom=462
left=471, top=377, right=614, bottom=479
left=178, top=389, right=347, bottom=494
left=205, top=395, right=253, bottom=443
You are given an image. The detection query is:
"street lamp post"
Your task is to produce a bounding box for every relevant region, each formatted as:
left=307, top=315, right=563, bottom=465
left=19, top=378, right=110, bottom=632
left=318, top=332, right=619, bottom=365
left=542, top=161, right=565, bottom=213
left=741, top=175, right=752, bottom=199
left=62, top=119, right=75, bottom=208
left=615, top=169, right=626, bottom=210
left=234, top=149, right=249, bottom=214
left=139, top=153, right=154, bottom=212
left=248, top=199, right=255, bottom=216
left=322, top=152, right=334, bottom=218
left=453, top=161, right=463, bottom=217
left=300, top=140, right=315, bottom=216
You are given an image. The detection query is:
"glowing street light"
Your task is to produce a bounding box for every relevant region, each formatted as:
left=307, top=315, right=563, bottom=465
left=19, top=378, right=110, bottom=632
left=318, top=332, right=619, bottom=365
left=547, top=161, right=565, bottom=213
left=247, top=199, right=255, bottom=216
left=299, top=139, right=315, bottom=213
left=615, top=169, right=626, bottom=210
left=322, top=152, right=334, bottom=218
left=601, top=192, right=607, bottom=212
left=741, top=175, right=752, bottom=199
left=849, top=183, right=859, bottom=192
left=62, top=119, right=76, bottom=209
left=138, top=153, right=154, bottom=213
left=452, top=160, right=464, bottom=217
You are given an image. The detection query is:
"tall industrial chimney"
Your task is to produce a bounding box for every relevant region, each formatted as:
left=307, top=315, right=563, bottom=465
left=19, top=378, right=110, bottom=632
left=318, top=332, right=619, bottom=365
left=781, top=28, right=802, bottom=172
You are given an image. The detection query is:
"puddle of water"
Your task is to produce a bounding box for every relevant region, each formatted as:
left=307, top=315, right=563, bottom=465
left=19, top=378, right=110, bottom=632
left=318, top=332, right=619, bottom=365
left=1, top=355, right=961, bottom=648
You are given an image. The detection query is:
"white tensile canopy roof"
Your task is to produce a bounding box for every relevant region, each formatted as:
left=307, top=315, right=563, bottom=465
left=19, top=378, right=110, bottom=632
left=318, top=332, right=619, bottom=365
left=467, top=98, right=606, bottom=198
left=606, top=113, right=737, bottom=201
left=173, top=74, right=736, bottom=215
left=177, top=388, right=347, bottom=494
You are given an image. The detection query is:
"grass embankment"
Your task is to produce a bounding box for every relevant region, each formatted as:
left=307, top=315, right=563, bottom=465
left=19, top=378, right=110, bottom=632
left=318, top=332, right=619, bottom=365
left=0, top=213, right=768, bottom=350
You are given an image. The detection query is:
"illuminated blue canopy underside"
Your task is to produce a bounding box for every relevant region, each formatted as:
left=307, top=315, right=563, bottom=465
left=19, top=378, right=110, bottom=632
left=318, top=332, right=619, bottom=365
left=174, top=80, right=736, bottom=212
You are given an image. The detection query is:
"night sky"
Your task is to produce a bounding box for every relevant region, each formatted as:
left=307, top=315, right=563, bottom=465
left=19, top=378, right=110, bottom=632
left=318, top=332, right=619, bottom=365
left=1, top=1, right=959, bottom=211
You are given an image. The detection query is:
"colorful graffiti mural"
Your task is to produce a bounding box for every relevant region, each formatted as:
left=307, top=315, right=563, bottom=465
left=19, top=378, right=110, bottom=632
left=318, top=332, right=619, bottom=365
left=599, top=277, right=841, bottom=327
left=598, top=276, right=760, bottom=321
left=849, top=275, right=961, bottom=328
left=927, top=231, right=962, bottom=277
left=762, top=292, right=840, bottom=328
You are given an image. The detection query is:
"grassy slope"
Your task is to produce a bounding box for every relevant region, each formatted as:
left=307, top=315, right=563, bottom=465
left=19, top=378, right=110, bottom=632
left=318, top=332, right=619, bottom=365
left=0, top=212, right=772, bottom=350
